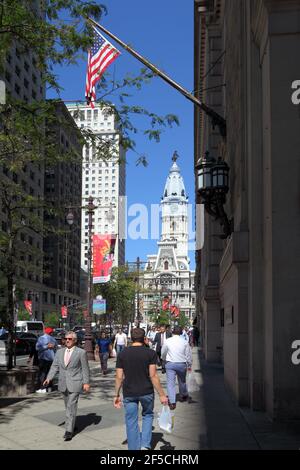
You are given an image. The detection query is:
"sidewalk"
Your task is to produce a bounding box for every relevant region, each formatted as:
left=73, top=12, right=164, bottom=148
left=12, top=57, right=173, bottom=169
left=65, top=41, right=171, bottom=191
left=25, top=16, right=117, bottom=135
left=0, top=349, right=299, bottom=450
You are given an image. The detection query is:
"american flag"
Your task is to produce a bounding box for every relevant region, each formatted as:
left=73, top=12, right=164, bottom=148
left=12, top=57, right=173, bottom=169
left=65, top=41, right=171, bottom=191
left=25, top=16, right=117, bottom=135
left=85, top=28, right=120, bottom=108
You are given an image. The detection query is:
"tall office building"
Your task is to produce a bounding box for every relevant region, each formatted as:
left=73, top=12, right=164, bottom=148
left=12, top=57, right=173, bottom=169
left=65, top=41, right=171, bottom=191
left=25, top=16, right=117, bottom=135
left=66, top=103, right=126, bottom=271
left=42, top=102, right=83, bottom=317
left=0, top=30, right=46, bottom=318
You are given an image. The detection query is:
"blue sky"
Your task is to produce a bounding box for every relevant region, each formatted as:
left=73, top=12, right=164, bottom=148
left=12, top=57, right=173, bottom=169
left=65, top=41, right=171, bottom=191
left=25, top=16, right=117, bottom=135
left=48, top=0, right=195, bottom=269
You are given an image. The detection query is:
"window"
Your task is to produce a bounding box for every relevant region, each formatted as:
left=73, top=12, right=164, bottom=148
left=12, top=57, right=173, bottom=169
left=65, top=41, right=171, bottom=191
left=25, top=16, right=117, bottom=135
left=14, top=83, right=20, bottom=95
left=24, top=78, right=29, bottom=89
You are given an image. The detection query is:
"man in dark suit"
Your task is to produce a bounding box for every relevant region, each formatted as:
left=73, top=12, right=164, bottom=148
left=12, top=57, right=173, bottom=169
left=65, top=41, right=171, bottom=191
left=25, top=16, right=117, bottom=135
left=153, top=325, right=172, bottom=373
left=43, top=331, right=90, bottom=441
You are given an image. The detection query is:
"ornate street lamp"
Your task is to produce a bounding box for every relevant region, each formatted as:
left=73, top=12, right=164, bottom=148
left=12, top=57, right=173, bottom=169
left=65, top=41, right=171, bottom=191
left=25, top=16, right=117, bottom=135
left=196, top=151, right=232, bottom=239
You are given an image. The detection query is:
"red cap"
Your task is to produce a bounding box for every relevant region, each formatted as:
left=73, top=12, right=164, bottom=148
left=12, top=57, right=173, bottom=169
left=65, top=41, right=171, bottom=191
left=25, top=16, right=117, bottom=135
left=45, top=327, right=53, bottom=335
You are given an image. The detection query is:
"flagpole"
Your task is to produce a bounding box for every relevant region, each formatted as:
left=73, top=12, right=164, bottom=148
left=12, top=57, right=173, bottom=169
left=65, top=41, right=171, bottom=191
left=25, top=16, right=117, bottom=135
left=87, top=17, right=226, bottom=138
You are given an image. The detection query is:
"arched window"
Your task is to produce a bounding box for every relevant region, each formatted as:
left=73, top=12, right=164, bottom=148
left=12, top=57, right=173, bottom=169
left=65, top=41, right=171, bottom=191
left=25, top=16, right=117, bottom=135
left=164, top=261, right=169, bottom=270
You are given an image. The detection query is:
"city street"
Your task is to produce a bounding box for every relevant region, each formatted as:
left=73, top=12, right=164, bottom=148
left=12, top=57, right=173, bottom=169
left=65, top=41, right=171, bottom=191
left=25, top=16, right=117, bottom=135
left=0, top=348, right=299, bottom=450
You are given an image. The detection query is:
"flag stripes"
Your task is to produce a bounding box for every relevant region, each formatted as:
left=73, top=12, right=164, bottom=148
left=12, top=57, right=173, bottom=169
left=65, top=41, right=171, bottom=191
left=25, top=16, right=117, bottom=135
left=85, top=28, right=120, bottom=108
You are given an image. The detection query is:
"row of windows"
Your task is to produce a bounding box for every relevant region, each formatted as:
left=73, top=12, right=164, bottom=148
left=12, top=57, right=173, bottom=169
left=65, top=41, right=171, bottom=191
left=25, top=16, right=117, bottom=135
left=42, top=292, right=79, bottom=305
left=69, top=108, right=112, bottom=122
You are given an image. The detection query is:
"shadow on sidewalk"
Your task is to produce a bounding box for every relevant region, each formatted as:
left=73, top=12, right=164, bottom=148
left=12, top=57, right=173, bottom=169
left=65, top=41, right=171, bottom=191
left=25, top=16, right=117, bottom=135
left=58, top=413, right=102, bottom=435
left=151, top=432, right=175, bottom=450
left=75, top=413, right=102, bottom=434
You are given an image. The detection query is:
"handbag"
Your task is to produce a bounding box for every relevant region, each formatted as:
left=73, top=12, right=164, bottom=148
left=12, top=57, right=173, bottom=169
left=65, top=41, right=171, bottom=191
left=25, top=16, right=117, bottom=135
left=157, top=405, right=174, bottom=434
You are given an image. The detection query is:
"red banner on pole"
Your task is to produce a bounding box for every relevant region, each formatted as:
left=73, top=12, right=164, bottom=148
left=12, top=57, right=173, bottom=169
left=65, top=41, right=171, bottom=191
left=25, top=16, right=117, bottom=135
left=162, top=296, right=170, bottom=311
left=92, top=234, right=116, bottom=283
left=61, top=306, right=68, bottom=318
left=24, top=300, right=33, bottom=316
left=170, top=305, right=180, bottom=317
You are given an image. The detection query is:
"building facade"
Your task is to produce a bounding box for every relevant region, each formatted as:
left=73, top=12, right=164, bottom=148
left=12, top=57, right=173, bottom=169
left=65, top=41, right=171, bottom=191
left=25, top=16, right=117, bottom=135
left=66, top=103, right=126, bottom=270
left=0, top=18, right=46, bottom=319
left=194, top=0, right=300, bottom=420
left=42, top=102, right=83, bottom=318
left=142, top=154, right=196, bottom=323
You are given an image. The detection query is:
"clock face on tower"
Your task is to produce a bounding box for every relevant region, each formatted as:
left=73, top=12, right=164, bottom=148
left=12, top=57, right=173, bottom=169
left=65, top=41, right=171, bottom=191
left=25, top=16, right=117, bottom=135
left=180, top=264, right=185, bottom=270
left=170, top=204, right=178, bottom=214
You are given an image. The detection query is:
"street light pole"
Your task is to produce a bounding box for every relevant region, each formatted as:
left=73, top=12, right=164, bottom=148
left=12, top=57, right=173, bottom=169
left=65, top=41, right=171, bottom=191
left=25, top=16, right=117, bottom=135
left=85, top=196, right=96, bottom=360
left=65, top=198, right=116, bottom=360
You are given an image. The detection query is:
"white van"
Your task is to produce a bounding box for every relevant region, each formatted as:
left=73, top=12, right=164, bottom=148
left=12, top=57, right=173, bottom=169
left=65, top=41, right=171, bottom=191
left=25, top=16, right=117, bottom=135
left=16, top=321, right=44, bottom=336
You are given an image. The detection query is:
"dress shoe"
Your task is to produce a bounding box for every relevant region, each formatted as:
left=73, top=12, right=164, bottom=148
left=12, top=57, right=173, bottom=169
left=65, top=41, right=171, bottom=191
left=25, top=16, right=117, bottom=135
left=178, top=395, right=189, bottom=402
left=64, top=432, right=73, bottom=441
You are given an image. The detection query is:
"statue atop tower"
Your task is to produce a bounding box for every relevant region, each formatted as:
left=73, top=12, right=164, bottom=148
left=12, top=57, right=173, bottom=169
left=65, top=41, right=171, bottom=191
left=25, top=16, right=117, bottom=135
left=172, top=150, right=179, bottom=163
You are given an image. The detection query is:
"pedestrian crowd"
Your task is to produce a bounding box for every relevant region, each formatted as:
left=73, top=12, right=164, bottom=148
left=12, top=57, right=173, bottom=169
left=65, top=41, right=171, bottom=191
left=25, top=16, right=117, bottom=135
left=13, top=322, right=199, bottom=450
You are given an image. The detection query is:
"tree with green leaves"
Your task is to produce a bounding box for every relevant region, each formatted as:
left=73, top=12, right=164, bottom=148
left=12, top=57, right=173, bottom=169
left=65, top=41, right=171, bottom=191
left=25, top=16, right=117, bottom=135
left=94, top=266, right=136, bottom=327
left=176, top=311, right=190, bottom=329
left=150, top=308, right=171, bottom=327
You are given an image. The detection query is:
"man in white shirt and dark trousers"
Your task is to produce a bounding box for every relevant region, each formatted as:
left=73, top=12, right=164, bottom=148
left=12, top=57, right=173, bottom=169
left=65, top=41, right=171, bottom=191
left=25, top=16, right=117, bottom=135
left=161, top=326, right=192, bottom=410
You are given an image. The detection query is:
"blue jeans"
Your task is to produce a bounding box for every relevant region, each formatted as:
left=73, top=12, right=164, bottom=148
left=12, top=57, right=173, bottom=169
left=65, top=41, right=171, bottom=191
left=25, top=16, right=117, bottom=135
left=116, top=344, right=125, bottom=355
left=123, top=393, right=154, bottom=450
left=165, top=362, right=188, bottom=404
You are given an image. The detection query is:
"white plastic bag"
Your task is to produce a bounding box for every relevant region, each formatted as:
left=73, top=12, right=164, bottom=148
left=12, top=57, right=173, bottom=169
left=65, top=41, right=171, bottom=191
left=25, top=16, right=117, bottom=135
left=186, top=371, right=199, bottom=393
left=157, top=405, right=174, bottom=434
left=110, top=348, right=116, bottom=358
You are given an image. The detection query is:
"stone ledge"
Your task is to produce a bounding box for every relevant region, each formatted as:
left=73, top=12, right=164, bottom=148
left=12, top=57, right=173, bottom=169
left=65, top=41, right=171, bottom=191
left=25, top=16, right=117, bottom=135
left=0, top=366, right=39, bottom=397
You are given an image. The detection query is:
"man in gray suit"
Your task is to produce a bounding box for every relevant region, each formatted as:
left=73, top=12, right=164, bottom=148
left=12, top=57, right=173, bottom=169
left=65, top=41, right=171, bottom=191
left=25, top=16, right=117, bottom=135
left=43, top=331, right=90, bottom=441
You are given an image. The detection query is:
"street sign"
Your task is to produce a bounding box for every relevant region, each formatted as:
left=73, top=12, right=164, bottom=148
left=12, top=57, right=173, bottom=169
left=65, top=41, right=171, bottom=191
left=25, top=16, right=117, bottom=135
left=93, top=299, right=106, bottom=315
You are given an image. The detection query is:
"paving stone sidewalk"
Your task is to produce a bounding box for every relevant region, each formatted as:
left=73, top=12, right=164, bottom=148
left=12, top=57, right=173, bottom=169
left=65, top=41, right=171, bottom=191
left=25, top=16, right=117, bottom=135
left=0, top=348, right=299, bottom=450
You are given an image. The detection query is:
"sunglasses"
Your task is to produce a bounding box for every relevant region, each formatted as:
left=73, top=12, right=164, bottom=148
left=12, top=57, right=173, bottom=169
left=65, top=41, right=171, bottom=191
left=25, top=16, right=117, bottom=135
left=65, top=338, right=74, bottom=341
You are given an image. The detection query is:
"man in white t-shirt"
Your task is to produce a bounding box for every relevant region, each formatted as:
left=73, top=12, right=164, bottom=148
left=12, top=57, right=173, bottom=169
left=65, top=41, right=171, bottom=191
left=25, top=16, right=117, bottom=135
left=113, top=328, right=127, bottom=355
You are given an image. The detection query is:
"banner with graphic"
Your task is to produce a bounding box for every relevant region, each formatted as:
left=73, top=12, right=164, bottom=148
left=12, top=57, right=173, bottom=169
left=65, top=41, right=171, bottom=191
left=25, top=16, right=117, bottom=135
left=162, top=296, right=170, bottom=311
left=92, top=234, right=116, bottom=283
left=61, top=305, right=68, bottom=318
left=24, top=300, right=33, bottom=316
left=170, top=305, right=180, bottom=317
left=93, top=299, right=106, bottom=315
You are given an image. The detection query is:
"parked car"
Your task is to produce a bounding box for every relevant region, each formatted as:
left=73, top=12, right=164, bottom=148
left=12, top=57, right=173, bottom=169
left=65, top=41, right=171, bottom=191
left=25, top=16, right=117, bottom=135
left=72, top=325, right=85, bottom=333
left=52, top=329, right=66, bottom=349
left=0, top=332, right=38, bottom=355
